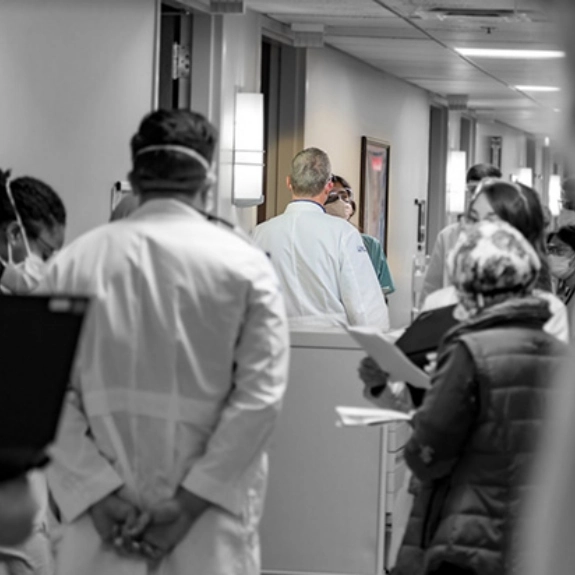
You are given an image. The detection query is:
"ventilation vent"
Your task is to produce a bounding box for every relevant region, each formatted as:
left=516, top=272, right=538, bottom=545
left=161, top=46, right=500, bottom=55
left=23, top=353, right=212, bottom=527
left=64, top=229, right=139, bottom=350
left=416, top=7, right=533, bottom=23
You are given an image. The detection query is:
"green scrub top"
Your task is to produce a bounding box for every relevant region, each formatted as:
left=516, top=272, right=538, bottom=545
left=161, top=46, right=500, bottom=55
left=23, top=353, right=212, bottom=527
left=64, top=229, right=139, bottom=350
left=361, top=233, right=395, bottom=295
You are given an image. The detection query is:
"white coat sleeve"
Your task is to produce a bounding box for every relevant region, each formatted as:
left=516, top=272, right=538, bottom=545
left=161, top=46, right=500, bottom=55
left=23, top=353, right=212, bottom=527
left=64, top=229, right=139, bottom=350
left=181, top=255, right=290, bottom=517
left=338, top=230, right=389, bottom=330
left=46, top=384, right=124, bottom=523
left=42, top=267, right=124, bottom=523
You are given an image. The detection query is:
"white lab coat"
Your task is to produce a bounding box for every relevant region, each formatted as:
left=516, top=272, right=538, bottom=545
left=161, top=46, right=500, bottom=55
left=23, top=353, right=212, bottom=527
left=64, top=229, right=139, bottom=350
left=42, top=199, right=290, bottom=575
left=252, top=201, right=389, bottom=330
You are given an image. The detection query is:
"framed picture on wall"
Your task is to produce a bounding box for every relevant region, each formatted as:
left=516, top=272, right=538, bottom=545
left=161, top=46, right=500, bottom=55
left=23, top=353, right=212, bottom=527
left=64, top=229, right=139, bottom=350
left=489, top=136, right=502, bottom=169
left=359, top=137, right=391, bottom=251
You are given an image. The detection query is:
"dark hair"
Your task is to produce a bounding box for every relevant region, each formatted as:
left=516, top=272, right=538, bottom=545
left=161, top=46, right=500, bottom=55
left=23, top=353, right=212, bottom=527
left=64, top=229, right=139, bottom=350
left=556, top=225, right=575, bottom=251
left=466, top=163, right=502, bottom=183
left=331, top=174, right=351, bottom=189
left=473, top=179, right=551, bottom=290
left=130, top=109, right=218, bottom=193
left=349, top=199, right=357, bottom=218
left=0, top=169, right=66, bottom=241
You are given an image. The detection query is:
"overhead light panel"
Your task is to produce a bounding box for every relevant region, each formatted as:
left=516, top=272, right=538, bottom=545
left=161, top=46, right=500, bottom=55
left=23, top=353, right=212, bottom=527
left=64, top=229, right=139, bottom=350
left=455, top=48, right=565, bottom=59
left=515, top=85, right=561, bottom=92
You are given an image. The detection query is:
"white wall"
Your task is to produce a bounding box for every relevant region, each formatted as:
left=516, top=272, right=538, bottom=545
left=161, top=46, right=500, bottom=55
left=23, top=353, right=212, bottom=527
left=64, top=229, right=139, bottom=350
left=0, top=0, right=156, bottom=242
left=475, top=121, right=528, bottom=183
left=305, top=48, right=432, bottom=328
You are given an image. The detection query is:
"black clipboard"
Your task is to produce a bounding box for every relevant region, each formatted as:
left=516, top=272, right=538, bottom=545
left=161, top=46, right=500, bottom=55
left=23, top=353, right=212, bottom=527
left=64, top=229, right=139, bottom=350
left=0, top=295, right=90, bottom=479
left=395, top=304, right=458, bottom=369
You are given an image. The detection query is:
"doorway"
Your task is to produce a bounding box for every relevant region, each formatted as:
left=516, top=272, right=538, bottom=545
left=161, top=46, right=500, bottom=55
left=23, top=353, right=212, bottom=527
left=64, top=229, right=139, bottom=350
left=426, top=105, right=449, bottom=253
left=258, top=37, right=306, bottom=223
left=158, top=2, right=193, bottom=110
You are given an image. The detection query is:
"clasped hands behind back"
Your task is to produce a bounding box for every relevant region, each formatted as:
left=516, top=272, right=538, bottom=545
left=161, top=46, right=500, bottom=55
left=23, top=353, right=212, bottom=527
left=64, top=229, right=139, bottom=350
left=89, top=486, right=210, bottom=562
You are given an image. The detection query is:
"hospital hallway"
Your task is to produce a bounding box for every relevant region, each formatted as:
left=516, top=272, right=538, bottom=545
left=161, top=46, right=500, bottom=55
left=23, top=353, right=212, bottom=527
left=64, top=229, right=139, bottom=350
left=0, top=1, right=572, bottom=574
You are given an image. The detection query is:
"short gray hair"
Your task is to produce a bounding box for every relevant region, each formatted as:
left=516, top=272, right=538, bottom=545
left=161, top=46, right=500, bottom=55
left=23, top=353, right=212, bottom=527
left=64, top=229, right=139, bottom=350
left=290, top=148, right=332, bottom=197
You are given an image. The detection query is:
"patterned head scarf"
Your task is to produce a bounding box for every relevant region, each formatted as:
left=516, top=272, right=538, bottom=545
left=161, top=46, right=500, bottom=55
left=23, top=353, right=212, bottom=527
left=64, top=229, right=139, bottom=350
left=447, top=217, right=541, bottom=319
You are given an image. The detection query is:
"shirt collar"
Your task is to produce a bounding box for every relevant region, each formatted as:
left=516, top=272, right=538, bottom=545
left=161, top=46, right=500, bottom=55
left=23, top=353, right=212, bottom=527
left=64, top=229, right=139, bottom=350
left=287, top=199, right=326, bottom=213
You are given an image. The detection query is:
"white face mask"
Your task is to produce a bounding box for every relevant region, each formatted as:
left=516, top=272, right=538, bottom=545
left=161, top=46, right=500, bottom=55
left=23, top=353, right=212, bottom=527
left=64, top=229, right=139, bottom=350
left=549, top=254, right=575, bottom=280
left=0, top=244, right=47, bottom=294
left=325, top=198, right=351, bottom=220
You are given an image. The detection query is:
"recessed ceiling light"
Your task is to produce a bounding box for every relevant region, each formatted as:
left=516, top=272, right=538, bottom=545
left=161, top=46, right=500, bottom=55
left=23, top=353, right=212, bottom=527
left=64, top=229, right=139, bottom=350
left=455, top=48, right=565, bottom=59
left=515, top=85, right=561, bottom=92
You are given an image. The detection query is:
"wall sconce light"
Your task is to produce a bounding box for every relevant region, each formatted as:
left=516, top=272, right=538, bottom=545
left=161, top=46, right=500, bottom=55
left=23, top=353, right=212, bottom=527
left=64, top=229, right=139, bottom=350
left=514, top=167, right=533, bottom=187
left=549, top=174, right=561, bottom=216
left=446, top=150, right=467, bottom=214
left=232, top=92, right=265, bottom=207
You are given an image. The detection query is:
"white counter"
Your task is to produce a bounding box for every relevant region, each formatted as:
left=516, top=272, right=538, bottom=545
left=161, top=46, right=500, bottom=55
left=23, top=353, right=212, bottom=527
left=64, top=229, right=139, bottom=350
left=261, top=329, right=412, bottom=575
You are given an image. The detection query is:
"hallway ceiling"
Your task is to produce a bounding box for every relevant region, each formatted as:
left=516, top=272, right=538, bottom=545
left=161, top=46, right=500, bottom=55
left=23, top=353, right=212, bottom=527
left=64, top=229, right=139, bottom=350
left=242, top=0, right=565, bottom=139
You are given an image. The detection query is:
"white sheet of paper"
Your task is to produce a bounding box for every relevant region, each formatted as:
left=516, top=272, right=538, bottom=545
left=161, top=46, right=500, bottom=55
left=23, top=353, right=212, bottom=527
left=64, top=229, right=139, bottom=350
left=347, top=325, right=431, bottom=389
left=335, top=406, right=413, bottom=427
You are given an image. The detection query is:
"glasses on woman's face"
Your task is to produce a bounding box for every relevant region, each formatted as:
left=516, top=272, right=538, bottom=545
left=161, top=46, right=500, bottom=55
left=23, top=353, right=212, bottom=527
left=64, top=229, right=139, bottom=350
left=548, top=242, right=574, bottom=257
left=325, top=189, right=353, bottom=205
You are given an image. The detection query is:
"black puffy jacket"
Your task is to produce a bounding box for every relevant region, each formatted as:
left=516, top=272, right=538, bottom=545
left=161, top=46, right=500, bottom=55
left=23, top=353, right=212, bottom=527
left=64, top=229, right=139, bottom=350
left=393, top=297, right=567, bottom=575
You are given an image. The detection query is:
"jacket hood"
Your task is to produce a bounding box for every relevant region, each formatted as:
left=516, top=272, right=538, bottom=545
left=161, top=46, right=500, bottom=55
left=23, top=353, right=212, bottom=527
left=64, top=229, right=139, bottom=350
left=443, top=295, right=551, bottom=347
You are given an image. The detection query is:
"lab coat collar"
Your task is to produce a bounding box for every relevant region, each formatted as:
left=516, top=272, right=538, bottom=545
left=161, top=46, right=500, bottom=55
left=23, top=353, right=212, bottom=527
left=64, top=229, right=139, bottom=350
left=286, top=200, right=326, bottom=213
left=130, top=197, right=206, bottom=221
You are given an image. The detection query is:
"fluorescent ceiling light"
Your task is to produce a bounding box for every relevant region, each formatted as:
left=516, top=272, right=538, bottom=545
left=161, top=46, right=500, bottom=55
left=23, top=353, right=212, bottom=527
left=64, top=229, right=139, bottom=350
left=455, top=48, right=565, bottom=59
left=515, top=85, right=561, bottom=92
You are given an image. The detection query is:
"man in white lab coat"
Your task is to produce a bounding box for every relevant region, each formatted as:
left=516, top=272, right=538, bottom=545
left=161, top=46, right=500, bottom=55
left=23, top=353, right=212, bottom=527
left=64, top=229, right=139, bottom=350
left=43, top=109, right=290, bottom=575
left=252, top=148, right=389, bottom=330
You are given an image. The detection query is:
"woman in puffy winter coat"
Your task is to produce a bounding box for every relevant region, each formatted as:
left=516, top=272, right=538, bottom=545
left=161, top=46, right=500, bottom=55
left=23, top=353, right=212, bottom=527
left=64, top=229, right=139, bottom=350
left=392, top=218, right=568, bottom=575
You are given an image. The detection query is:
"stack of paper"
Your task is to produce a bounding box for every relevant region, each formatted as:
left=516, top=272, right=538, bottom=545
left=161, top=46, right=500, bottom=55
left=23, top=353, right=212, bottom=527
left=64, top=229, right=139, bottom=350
left=346, top=326, right=430, bottom=389
left=336, top=406, right=413, bottom=427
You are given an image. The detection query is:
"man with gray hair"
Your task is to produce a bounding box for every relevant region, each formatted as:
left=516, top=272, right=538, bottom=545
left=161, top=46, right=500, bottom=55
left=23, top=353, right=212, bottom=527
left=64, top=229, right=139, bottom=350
left=252, top=147, right=389, bottom=330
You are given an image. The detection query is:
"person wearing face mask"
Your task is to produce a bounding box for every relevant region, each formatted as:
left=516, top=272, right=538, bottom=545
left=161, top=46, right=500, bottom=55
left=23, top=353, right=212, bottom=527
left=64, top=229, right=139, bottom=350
left=548, top=225, right=575, bottom=335
left=41, top=109, right=289, bottom=575
left=0, top=169, right=66, bottom=295
left=359, top=180, right=570, bottom=419
left=419, top=179, right=567, bottom=341
left=325, top=175, right=395, bottom=295
left=0, top=169, right=65, bottom=575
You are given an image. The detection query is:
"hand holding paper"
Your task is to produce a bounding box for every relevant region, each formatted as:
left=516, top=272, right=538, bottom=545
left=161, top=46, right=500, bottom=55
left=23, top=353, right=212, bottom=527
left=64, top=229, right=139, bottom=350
left=347, top=326, right=430, bottom=390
